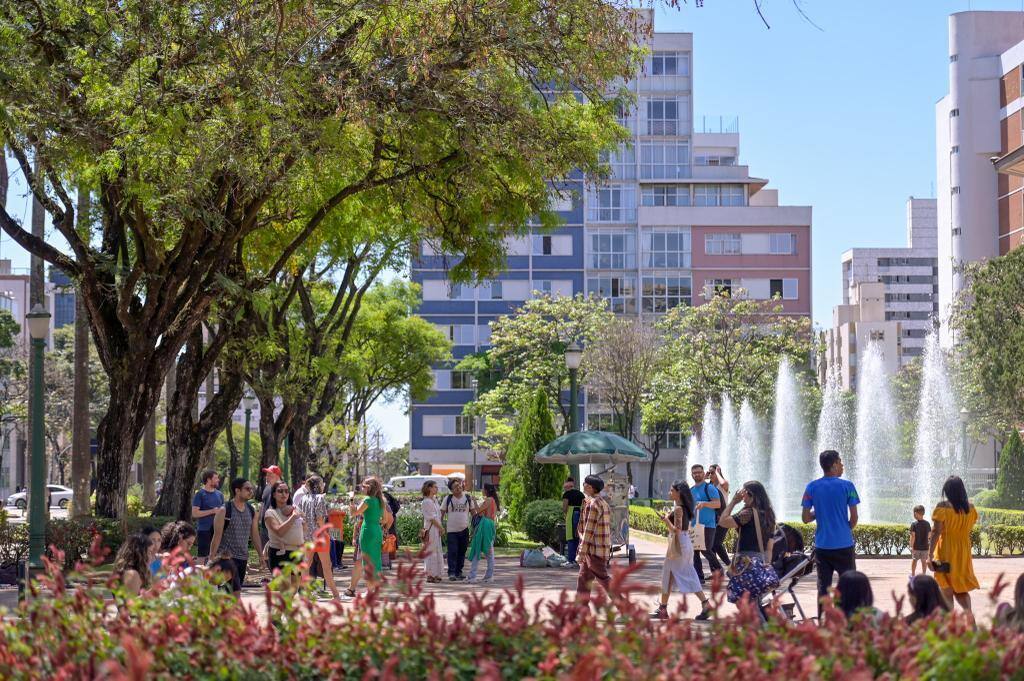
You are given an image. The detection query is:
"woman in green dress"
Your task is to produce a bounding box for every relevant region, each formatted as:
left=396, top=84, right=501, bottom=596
left=344, top=476, right=386, bottom=598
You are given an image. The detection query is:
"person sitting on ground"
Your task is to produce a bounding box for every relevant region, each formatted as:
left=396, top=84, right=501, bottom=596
left=995, top=573, right=1024, bottom=633
left=905, top=574, right=950, bottom=625
left=158, top=520, right=198, bottom=575
left=836, top=570, right=881, bottom=623
left=113, top=531, right=157, bottom=597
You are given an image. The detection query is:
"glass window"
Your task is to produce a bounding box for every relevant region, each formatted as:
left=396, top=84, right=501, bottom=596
left=587, top=412, right=621, bottom=433
left=769, top=233, right=797, bottom=255
left=704, top=233, right=741, bottom=255
left=532, top=235, right=552, bottom=255
left=454, top=416, right=474, bottom=435
left=641, top=276, right=692, bottom=313
left=645, top=98, right=681, bottom=135
left=694, top=154, right=737, bottom=166
left=642, top=228, right=691, bottom=268
left=599, top=144, right=636, bottom=180
left=586, top=185, right=637, bottom=222
left=783, top=278, right=798, bottom=300
left=451, top=371, right=475, bottom=390
left=640, top=185, right=691, bottom=207
left=721, top=184, right=745, bottom=206
left=589, top=231, right=636, bottom=269
left=770, top=279, right=783, bottom=299
left=587, top=276, right=637, bottom=313
left=705, top=278, right=733, bottom=297
left=639, top=142, right=690, bottom=179
left=650, top=52, right=689, bottom=76
left=694, top=184, right=719, bottom=206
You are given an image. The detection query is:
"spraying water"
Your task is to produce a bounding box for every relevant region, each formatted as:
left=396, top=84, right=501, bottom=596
left=816, top=366, right=852, bottom=456
left=853, top=341, right=900, bottom=522
left=913, top=331, right=961, bottom=509
left=700, top=401, right=719, bottom=471
left=770, top=358, right=808, bottom=520
left=736, top=399, right=762, bottom=486
left=716, top=395, right=738, bottom=481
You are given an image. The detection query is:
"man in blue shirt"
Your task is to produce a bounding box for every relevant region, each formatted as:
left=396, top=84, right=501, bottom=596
left=801, top=450, right=860, bottom=615
left=192, top=469, right=224, bottom=566
left=690, top=464, right=722, bottom=582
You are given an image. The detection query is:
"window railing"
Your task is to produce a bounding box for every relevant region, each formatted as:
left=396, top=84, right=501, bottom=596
left=695, top=115, right=739, bottom=134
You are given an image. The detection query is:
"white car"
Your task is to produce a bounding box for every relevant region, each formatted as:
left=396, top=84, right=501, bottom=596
left=6, top=484, right=73, bottom=510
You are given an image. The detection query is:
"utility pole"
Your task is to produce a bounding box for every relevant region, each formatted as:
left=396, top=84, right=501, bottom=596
left=28, top=158, right=47, bottom=523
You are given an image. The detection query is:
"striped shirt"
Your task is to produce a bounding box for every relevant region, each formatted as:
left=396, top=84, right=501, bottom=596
left=221, top=501, right=255, bottom=561
left=578, top=494, right=612, bottom=562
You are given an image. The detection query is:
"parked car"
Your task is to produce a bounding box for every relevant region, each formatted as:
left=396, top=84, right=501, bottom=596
left=6, top=484, right=73, bottom=510
left=385, top=475, right=459, bottom=494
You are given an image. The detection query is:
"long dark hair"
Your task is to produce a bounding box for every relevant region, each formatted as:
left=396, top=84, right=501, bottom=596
left=1001, top=574, right=1024, bottom=632
left=670, top=479, right=695, bottom=527
left=114, top=532, right=153, bottom=589
left=908, top=574, right=949, bottom=621
left=742, top=480, right=776, bottom=535
left=837, top=570, right=873, bottom=619
left=483, top=483, right=500, bottom=511
left=159, top=521, right=197, bottom=552
left=270, top=482, right=292, bottom=509
left=941, top=475, right=971, bottom=514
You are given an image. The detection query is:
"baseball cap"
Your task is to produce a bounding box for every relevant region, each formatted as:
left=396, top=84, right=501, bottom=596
left=262, top=465, right=283, bottom=476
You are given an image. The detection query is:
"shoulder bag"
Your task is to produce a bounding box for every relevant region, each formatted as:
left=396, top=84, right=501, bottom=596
left=726, top=508, right=780, bottom=604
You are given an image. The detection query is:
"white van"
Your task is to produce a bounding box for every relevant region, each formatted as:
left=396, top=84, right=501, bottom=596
left=385, top=475, right=455, bottom=494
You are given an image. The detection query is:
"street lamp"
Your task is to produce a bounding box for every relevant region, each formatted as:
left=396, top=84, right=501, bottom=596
left=241, top=391, right=256, bottom=481
left=26, top=303, right=50, bottom=570
left=564, top=341, right=583, bottom=481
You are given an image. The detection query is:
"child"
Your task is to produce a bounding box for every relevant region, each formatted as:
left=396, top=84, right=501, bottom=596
left=909, top=505, right=931, bottom=576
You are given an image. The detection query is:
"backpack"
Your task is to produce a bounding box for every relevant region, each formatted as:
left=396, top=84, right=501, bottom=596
left=705, top=483, right=724, bottom=520
left=224, top=500, right=255, bottom=528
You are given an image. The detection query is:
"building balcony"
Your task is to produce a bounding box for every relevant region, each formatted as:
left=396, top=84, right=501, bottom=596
left=689, top=165, right=750, bottom=181
left=994, top=144, right=1024, bottom=177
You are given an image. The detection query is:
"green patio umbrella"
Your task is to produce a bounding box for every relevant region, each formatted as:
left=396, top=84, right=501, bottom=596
left=534, top=430, right=650, bottom=465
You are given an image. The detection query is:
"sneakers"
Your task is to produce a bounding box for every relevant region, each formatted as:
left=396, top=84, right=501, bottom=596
left=448, top=575, right=458, bottom=582
left=649, top=605, right=668, bottom=620
left=694, top=604, right=713, bottom=621
left=482, top=577, right=493, bottom=584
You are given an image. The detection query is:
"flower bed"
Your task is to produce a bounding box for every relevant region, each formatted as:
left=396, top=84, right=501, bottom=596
left=1, top=544, right=1023, bottom=679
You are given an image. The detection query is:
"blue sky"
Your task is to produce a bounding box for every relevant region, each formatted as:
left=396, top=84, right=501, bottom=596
left=4, top=1, right=1023, bottom=448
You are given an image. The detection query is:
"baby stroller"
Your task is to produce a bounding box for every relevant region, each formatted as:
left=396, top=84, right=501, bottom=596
left=761, top=523, right=814, bottom=622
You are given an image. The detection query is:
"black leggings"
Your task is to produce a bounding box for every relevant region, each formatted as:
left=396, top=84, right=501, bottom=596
left=711, top=521, right=731, bottom=567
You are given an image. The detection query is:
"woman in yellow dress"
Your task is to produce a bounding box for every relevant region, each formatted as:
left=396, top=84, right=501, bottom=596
left=930, top=475, right=979, bottom=618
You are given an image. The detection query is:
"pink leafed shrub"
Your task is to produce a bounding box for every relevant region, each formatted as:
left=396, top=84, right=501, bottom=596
left=0, top=532, right=1023, bottom=680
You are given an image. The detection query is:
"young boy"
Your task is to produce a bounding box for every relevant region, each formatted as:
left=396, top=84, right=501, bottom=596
left=909, top=505, right=931, bottom=576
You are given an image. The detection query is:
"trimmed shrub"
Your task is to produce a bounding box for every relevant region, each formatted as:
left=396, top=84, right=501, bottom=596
left=984, top=525, right=1024, bottom=555
left=996, top=431, right=1024, bottom=509
left=976, top=507, right=1024, bottom=526
left=522, top=499, right=563, bottom=546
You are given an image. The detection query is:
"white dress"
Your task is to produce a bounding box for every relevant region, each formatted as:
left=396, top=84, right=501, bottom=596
left=661, top=514, right=703, bottom=595
left=422, top=497, right=444, bottom=578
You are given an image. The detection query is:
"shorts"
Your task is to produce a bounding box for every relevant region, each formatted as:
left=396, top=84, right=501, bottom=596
left=268, top=547, right=300, bottom=572
left=911, top=549, right=930, bottom=562
left=197, top=529, right=214, bottom=558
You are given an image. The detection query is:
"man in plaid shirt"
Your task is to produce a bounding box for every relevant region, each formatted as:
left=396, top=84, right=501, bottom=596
left=576, top=475, right=612, bottom=600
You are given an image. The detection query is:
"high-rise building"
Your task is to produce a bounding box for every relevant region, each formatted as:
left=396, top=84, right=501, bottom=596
left=410, top=16, right=812, bottom=495
left=936, top=11, right=1024, bottom=346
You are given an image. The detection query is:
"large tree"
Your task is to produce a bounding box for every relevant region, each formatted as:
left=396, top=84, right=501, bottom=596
left=0, top=0, right=644, bottom=516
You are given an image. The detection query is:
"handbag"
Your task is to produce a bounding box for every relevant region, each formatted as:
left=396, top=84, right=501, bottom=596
left=727, top=508, right=780, bottom=604
left=666, top=509, right=683, bottom=559
left=383, top=534, right=397, bottom=553
left=689, top=521, right=706, bottom=552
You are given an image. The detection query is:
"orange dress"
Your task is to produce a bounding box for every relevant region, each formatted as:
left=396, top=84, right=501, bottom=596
left=931, top=503, right=980, bottom=594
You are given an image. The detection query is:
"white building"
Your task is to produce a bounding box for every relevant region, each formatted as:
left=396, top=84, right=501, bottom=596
left=837, top=197, right=938, bottom=365
left=935, top=11, right=1024, bottom=346
left=821, top=282, right=902, bottom=392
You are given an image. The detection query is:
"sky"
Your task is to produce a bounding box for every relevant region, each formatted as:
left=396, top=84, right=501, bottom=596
left=4, top=1, right=1024, bottom=449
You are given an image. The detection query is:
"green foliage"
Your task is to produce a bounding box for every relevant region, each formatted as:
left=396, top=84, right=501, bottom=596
left=0, top=310, right=24, bottom=420
left=522, top=500, right=564, bottom=546
left=460, top=294, right=614, bottom=455
left=996, top=431, right=1024, bottom=509
left=500, top=389, right=563, bottom=528
left=984, top=525, right=1024, bottom=555
left=976, top=506, right=1024, bottom=526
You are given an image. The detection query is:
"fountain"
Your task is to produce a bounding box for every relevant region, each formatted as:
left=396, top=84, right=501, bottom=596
left=913, top=331, right=962, bottom=508
left=736, top=399, right=762, bottom=487
left=716, top=395, right=738, bottom=481
left=816, top=366, right=851, bottom=457
left=769, top=358, right=809, bottom=521
left=699, top=401, right=719, bottom=473
left=853, top=341, right=900, bottom=523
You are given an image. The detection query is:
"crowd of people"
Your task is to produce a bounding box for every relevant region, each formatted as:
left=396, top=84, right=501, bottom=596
left=108, top=450, right=1024, bottom=632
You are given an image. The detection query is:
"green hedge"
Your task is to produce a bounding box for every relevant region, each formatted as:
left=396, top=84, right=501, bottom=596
left=522, top=500, right=563, bottom=546
left=976, top=506, right=1024, bottom=526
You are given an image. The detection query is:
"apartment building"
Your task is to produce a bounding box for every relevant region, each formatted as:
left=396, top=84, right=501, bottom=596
left=936, top=11, right=1024, bottom=345
left=409, top=16, right=812, bottom=496
left=821, top=282, right=901, bottom=392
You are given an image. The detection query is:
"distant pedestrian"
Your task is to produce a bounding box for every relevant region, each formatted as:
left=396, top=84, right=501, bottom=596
left=650, top=480, right=711, bottom=621
left=420, top=481, right=444, bottom=583
left=297, top=475, right=340, bottom=600
left=192, top=469, right=224, bottom=566
left=718, top=480, right=779, bottom=612
left=689, top=464, right=722, bottom=582
left=562, top=478, right=585, bottom=567
left=209, top=478, right=267, bottom=594
left=930, top=475, right=979, bottom=619
left=264, top=482, right=305, bottom=573
left=344, top=477, right=389, bottom=598
left=292, top=475, right=310, bottom=509
left=905, top=574, right=949, bottom=625
left=909, top=505, right=931, bottom=576
left=259, top=465, right=283, bottom=547
left=802, top=450, right=860, bottom=616
left=467, top=484, right=499, bottom=584
left=327, top=498, right=347, bottom=570
left=382, top=490, right=401, bottom=570
left=576, top=475, right=612, bottom=603
left=628, top=484, right=638, bottom=500
left=708, top=464, right=732, bottom=568
left=442, top=478, right=475, bottom=581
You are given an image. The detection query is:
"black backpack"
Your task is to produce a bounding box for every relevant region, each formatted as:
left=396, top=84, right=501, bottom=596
left=224, top=501, right=255, bottom=528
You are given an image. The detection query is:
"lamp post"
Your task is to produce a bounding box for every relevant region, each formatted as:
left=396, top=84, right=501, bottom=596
left=241, top=392, right=256, bottom=481
left=26, top=304, right=50, bottom=570
left=564, top=342, right=583, bottom=481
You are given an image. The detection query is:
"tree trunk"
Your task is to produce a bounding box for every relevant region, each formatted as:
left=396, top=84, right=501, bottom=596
left=142, top=412, right=157, bottom=507
left=647, top=443, right=660, bottom=500
left=225, top=421, right=239, bottom=482
left=200, top=369, right=217, bottom=471
left=71, top=272, right=91, bottom=517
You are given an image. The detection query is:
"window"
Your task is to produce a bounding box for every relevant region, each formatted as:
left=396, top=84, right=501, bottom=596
left=951, top=186, right=960, bottom=195
left=446, top=283, right=474, bottom=300
left=586, top=185, right=636, bottom=222
left=952, top=227, right=962, bottom=236
left=783, top=278, right=798, bottom=300
left=645, top=98, right=681, bottom=135
left=587, top=276, right=637, bottom=313
left=532, top=234, right=572, bottom=255
left=650, top=51, right=688, bottom=75
left=721, top=184, right=745, bottom=206
left=694, top=154, right=737, bottom=166
left=436, top=324, right=476, bottom=345
left=694, top=184, right=719, bottom=206
left=653, top=429, right=686, bottom=450
left=642, top=276, right=691, bottom=313
left=950, top=108, right=959, bottom=117
left=483, top=280, right=502, bottom=300
left=451, top=371, right=475, bottom=390
left=642, top=228, right=691, bottom=268
left=533, top=280, right=553, bottom=294
left=600, top=145, right=637, bottom=180
left=951, top=145, right=959, bottom=154
left=770, top=279, right=784, bottom=299
left=641, top=185, right=691, bottom=206
left=869, top=330, right=885, bottom=342
left=769, top=233, right=797, bottom=255
left=704, top=233, right=741, bottom=255
left=422, top=415, right=476, bottom=437
left=705, top=278, right=733, bottom=297
left=454, top=415, right=474, bottom=435
left=949, top=54, right=958, bottom=63
left=589, top=231, right=636, bottom=269
left=534, top=235, right=552, bottom=255
left=639, top=142, right=690, bottom=179
left=587, top=412, right=621, bottom=433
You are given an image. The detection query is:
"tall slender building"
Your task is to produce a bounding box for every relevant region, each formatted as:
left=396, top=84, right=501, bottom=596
left=410, top=14, right=812, bottom=496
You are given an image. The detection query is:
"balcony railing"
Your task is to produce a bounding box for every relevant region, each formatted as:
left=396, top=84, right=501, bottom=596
left=695, top=115, right=739, bottom=134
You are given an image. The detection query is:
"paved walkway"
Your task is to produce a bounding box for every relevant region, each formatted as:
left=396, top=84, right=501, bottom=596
left=239, top=534, right=1024, bottom=623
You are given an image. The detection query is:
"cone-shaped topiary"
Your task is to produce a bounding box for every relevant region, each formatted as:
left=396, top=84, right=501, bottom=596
left=501, top=388, right=567, bottom=528
left=996, top=430, right=1024, bottom=510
